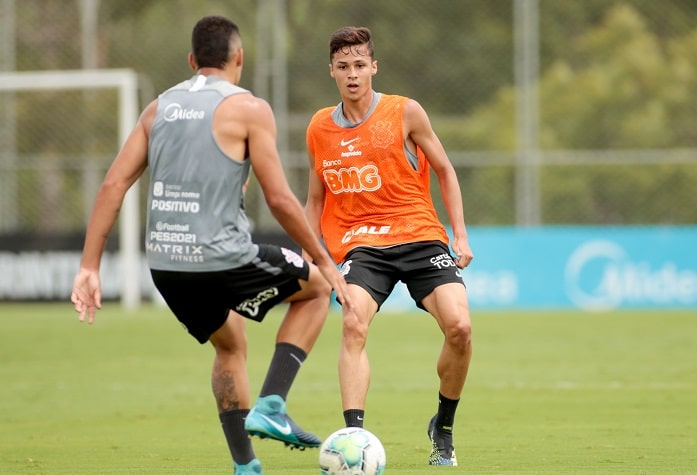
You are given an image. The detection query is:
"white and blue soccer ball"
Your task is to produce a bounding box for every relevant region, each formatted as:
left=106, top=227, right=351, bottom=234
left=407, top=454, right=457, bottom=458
left=319, top=427, right=386, bottom=475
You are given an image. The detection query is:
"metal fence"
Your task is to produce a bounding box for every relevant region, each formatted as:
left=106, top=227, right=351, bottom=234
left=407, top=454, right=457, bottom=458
left=1, top=0, right=696, bottom=244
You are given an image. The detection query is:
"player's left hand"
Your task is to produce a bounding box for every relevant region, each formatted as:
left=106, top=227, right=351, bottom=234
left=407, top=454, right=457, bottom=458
left=451, top=237, right=474, bottom=269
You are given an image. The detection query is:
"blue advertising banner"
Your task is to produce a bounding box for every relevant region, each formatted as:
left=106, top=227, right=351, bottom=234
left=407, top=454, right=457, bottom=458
left=378, top=226, right=697, bottom=312
left=4, top=227, right=692, bottom=308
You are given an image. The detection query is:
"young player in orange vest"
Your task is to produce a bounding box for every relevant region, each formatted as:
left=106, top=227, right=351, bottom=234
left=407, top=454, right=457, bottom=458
left=306, top=26, right=474, bottom=466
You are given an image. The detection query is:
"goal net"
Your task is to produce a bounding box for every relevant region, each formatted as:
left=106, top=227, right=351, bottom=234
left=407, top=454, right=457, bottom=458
left=0, top=69, right=142, bottom=309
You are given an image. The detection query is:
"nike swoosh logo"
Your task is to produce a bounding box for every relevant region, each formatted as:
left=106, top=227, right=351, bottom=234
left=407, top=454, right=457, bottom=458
left=340, top=137, right=359, bottom=146
left=258, top=413, right=292, bottom=435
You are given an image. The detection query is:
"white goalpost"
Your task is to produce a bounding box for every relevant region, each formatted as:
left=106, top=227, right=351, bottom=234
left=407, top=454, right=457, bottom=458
left=0, top=69, right=141, bottom=309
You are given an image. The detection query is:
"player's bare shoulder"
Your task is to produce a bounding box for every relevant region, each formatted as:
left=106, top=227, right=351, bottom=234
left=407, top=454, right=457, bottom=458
left=403, top=97, right=435, bottom=140
left=403, top=98, right=429, bottom=124
left=217, top=93, right=275, bottom=130
left=139, top=99, right=159, bottom=136
left=213, top=93, right=275, bottom=160
left=221, top=92, right=271, bottom=116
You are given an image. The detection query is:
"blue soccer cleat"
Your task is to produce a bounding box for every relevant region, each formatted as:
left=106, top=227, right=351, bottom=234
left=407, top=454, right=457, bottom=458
left=244, top=395, right=321, bottom=450
left=234, top=457, right=262, bottom=474
left=427, top=415, right=458, bottom=466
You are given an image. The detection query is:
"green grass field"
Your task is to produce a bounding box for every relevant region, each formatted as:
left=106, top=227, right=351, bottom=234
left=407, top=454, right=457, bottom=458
left=1, top=303, right=695, bottom=474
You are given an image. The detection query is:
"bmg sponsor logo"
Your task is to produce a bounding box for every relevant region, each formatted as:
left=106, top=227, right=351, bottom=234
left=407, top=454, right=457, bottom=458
left=323, top=165, right=381, bottom=194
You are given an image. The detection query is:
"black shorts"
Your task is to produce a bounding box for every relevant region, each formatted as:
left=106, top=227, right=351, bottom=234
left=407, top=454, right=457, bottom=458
left=340, top=241, right=465, bottom=311
left=151, top=244, right=310, bottom=344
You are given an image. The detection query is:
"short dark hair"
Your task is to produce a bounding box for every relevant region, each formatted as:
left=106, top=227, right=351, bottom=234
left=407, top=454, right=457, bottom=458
left=191, top=16, right=241, bottom=69
left=329, top=26, right=374, bottom=61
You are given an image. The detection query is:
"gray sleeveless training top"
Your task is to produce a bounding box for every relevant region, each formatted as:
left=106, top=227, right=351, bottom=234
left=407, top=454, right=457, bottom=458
left=145, top=74, right=259, bottom=271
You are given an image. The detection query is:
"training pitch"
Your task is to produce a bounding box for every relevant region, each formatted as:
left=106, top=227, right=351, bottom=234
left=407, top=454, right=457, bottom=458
left=1, top=303, right=695, bottom=474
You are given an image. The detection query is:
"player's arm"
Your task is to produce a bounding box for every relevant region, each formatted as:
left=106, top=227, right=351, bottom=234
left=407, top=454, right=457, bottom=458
left=304, top=148, right=326, bottom=259
left=404, top=99, right=473, bottom=268
left=244, top=97, right=352, bottom=307
left=72, top=100, right=155, bottom=322
left=244, top=97, right=323, bottom=258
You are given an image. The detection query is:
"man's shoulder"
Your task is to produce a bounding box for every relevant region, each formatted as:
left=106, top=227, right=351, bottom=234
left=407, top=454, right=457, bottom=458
left=310, top=105, right=336, bottom=121
left=218, top=90, right=268, bottom=114
left=307, top=106, right=338, bottom=133
left=161, top=78, right=193, bottom=94
left=378, top=93, right=411, bottom=106
left=208, top=79, right=250, bottom=98
left=140, top=99, right=160, bottom=132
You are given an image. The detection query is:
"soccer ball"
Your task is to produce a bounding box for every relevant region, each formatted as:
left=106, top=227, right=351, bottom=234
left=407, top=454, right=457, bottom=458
left=319, top=427, right=386, bottom=475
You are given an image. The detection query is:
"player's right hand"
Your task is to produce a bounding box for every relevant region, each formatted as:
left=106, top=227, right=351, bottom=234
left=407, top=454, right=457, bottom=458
left=317, top=263, right=354, bottom=312
left=71, top=268, right=102, bottom=324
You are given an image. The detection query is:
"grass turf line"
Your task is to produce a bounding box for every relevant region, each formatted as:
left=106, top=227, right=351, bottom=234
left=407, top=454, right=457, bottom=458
left=1, top=303, right=695, bottom=473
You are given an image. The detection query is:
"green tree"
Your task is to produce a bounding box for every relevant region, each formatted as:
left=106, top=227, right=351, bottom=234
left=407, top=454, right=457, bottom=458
left=461, top=5, right=697, bottom=223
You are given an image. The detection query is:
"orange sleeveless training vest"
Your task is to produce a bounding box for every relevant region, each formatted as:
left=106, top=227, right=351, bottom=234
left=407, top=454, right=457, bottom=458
left=307, top=94, right=449, bottom=263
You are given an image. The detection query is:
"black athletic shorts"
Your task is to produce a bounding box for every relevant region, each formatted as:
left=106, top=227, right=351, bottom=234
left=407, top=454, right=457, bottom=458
left=339, top=240, right=465, bottom=311
left=151, top=244, right=310, bottom=344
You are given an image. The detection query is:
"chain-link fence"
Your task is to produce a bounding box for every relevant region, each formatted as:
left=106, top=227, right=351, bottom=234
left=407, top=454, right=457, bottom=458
left=1, top=0, right=696, bottom=244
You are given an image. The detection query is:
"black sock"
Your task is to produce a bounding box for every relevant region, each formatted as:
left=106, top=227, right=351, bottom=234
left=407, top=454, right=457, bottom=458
left=344, top=409, right=365, bottom=428
left=219, top=409, right=255, bottom=465
left=436, top=392, right=459, bottom=433
left=259, top=342, right=307, bottom=399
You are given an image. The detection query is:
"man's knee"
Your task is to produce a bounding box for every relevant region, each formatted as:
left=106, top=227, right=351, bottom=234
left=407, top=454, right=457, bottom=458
left=445, top=317, right=472, bottom=351
left=342, top=310, right=370, bottom=345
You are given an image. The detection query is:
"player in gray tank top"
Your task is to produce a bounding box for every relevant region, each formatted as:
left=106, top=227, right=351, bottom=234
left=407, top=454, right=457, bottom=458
left=146, top=75, right=258, bottom=271
left=71, top=15, right=355, bottom=474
